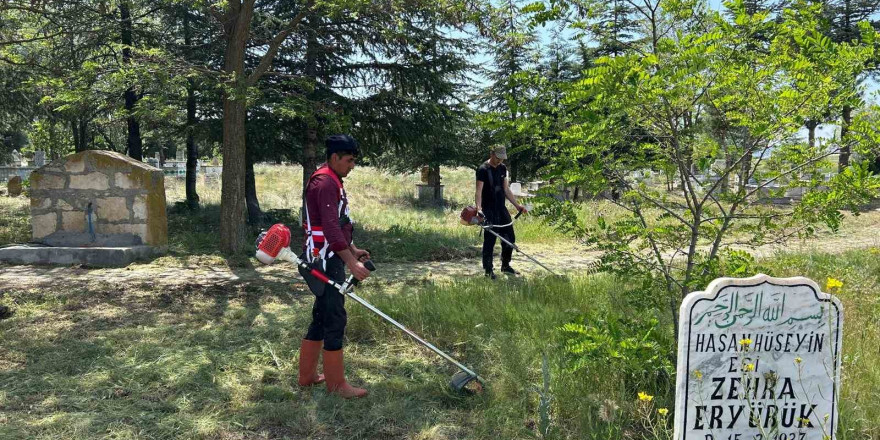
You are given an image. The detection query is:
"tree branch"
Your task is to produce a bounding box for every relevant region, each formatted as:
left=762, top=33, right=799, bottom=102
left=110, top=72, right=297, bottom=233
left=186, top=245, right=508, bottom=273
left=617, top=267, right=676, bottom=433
left=246, top=1, right=314, bottom=87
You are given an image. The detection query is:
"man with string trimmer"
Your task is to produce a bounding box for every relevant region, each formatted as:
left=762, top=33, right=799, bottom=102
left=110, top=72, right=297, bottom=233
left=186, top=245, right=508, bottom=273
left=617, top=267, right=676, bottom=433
left=474, top=145, right=528, bottom=279
left=295, top=134, right=371, bottom=399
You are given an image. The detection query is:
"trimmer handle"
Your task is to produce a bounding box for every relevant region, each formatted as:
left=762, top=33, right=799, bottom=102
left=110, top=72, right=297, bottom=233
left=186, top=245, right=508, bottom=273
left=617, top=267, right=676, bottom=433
left=363, top=260, right=377, bottom=272
left=514, top=210, right=524, bottom=220
left=347, top=259, right=377, bottom=289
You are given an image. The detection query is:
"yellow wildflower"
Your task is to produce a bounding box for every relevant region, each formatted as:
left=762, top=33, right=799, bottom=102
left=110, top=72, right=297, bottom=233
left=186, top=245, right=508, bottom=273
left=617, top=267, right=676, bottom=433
left=692, top=370, right=703, bottom=380
left=795, top=357, right=802, bottom=364
left=638, top=392, right=654, bottom=402
left=658, top=408, right=669, bottom=416
left=743, top=363, right=755, bottom=372
left=826, top=278, right=843, bottom=291
left=739, top=338, right=753, bottom=347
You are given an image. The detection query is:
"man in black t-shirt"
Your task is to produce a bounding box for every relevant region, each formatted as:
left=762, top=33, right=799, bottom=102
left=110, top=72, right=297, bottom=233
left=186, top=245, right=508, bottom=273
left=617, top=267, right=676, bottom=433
left=475, top=145, right=527, bottom=279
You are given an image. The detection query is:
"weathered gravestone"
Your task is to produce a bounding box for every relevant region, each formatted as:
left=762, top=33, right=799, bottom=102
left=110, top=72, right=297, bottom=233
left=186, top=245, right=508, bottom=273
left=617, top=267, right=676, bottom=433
left=674, top=274, right=843, bottom=440
left=33, top=150, right=46, bottom=167
left=7, top=176, right=22, bottom=197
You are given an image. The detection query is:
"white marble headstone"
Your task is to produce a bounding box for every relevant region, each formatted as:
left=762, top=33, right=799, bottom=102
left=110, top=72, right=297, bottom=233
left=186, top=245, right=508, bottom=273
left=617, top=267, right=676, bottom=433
left=674, top=274, right=843, bottom=440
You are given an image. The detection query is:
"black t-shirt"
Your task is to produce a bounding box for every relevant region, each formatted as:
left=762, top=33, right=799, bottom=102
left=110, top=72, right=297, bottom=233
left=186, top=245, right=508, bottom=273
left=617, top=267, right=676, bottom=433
left=476, top=162, right=511, bottom=224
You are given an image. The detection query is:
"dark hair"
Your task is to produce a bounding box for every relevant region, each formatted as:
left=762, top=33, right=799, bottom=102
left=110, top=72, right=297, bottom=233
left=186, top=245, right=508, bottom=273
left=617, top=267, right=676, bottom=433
left=326, top=149, right=358, bottom=161
left=325, top=134, right=360, bottom=161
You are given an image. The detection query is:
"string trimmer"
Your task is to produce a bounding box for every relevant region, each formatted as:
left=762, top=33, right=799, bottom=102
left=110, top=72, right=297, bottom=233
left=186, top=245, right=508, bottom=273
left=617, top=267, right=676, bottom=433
left=255, top=224, right=484, bottom=394
left=459, top=206, right=559, bottom=276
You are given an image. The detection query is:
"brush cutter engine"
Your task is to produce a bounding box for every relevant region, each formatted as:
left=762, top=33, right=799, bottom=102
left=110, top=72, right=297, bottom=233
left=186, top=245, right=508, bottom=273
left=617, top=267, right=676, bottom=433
left=459, top=206, right=484, bottom=226
left=255, top=223, right=297, bottom=265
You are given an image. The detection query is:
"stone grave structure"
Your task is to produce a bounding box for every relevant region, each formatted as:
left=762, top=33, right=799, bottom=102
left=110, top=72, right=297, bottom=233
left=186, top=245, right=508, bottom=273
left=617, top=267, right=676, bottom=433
left=674, top=274, right=843, bottom=440
left=7, top=176, right=22, bottom=197
left=0, top=150, right=167, bottom=267
left=416, top=165, right=443, bottom=203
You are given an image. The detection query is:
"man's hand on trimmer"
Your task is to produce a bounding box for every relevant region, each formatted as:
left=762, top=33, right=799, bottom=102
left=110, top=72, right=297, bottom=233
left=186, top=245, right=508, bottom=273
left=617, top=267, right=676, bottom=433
left=338, top=249, right=371, bottom=281
left=351, top=245, right=370, bottom=262
left=348, top=260, right=371, bottom=281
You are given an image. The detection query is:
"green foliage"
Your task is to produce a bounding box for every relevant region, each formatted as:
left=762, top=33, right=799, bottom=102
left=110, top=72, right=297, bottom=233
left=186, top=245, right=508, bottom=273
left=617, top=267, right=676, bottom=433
left=560, top=316, right=673, bottom=384
left=537, top=0, right=880, bottom=300
left=26, top=119, right=72, bottom=159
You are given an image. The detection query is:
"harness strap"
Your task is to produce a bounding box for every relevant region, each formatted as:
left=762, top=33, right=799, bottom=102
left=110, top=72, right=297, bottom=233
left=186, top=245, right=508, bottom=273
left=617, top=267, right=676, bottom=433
left=303, top=164, right=350, bottom=270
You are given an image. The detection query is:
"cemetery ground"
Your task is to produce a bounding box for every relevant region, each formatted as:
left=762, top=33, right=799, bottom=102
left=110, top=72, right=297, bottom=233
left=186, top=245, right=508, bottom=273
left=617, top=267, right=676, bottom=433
left=0, top=166, right=879, bottom=439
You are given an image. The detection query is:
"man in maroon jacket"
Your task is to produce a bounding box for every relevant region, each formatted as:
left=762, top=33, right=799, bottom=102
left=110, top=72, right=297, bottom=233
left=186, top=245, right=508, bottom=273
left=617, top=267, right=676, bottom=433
left=297, top=134, right=371, bottom=399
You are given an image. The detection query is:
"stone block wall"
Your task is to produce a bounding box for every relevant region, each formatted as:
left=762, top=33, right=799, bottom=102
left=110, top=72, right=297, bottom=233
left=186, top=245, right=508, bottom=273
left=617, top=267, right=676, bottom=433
left=29, top=150, right=167, bottom=246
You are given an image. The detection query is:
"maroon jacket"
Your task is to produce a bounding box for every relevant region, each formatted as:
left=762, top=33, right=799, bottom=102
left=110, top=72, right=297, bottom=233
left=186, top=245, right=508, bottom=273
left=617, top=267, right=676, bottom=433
left=303, top=164, right=352, bottom=254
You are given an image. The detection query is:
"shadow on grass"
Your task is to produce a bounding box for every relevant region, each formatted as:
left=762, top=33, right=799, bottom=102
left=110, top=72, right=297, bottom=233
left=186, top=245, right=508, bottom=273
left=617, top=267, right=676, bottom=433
left=0, top=281, right=485, bottom=439
left=166, top=202, right=479, bottom=265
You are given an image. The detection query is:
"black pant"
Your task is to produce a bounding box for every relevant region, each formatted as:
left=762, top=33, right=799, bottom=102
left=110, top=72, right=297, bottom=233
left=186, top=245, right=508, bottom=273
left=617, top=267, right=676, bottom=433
left=482, top=224, right=515, bottom=272
left=299, top=255, right=347, bottom=351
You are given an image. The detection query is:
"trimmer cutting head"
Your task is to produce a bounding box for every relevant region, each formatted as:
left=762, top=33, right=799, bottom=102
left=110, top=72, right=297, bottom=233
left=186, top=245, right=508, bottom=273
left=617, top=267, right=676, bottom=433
left=450, top=370, right=483, bottom=394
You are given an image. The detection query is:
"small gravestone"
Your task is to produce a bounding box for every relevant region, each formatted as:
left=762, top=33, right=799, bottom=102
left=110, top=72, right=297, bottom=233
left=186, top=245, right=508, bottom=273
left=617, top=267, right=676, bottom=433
left=674, top=274, right=843, bottom=440
left=7, top=176, right=22, bottom=197
left=10, top=149, right=21, bottom=167
left=176, top=149, right=185, bottom=162
left=33, top=150, right=46, bottom=167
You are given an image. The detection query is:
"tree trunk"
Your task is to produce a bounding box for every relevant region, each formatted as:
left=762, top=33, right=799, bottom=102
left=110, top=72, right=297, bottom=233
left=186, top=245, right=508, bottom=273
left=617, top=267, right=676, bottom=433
left=184, top=11, right=199, bottom=209
left=71, top=120, right=80, bottom=152
left=429, top=164, right=442, bottom=203
left=185, top=80, right=200, bottom=209
left=738, top=152, right=752, bottom=193
left=300, top=18, right=320, bottom=200
left=72, top=119, right=88, bottom=152
left=716, top=124, right=730, bottom=194
left=218, top=4, right=252, bottom=254
left=838, top=105, right=852, bottom=173
left=805, top=119, right=819, bottom=149
left=508, top=154, right=518, bottom=183
left=721, top=151, right=733, bottom=194
left=302, top=126, right=319, bottom=199
left=120, top=1, right=143, bottom=160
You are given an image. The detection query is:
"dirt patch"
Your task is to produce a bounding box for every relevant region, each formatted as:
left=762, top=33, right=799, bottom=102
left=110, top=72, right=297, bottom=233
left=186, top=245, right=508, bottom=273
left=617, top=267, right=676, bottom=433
left=1, top=209, right=878, bottom=291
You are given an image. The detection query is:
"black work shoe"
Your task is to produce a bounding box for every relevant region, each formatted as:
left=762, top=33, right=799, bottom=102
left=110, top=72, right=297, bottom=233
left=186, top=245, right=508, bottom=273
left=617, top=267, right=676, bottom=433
left=485, top=271, right=497, bottom=280
left=500, top=266, right=519, bottom=276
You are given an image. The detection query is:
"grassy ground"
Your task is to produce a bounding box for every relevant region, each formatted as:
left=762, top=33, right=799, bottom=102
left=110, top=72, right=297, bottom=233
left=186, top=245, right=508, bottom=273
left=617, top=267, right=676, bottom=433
left=1, top=166, right=879, bottom=439
left=162, top=165, right=570, bottom=263
left=0, top=249, right=878, bottom=439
